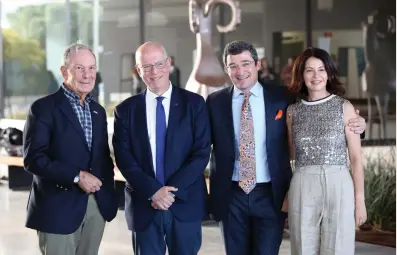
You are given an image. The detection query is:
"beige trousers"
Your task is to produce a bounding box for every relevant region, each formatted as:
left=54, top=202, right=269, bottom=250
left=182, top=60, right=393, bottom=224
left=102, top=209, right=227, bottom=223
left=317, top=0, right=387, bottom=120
left=288, top=165, right=355, bottom=255
left=38, top=195, right=106, bottom=255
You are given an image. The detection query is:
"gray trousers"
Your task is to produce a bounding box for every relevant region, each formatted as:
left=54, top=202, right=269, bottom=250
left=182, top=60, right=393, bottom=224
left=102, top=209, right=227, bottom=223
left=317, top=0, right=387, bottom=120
left=288, top=165, right=355, bottom=255
left=38, top=195, right=106, bottom=255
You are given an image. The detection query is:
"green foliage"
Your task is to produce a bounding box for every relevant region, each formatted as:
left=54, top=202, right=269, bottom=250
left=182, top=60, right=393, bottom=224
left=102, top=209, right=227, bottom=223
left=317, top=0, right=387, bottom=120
left=3, top=28, right=45, bottom=67
left=6, top=2, right=96, bottom=43
left=2, top=28, right=47, bottom=96
left=364, top=149, right=396, bottom=232
left=6, top=5, right=46, bottom=41
left=2, top=2, right=97, bottom=96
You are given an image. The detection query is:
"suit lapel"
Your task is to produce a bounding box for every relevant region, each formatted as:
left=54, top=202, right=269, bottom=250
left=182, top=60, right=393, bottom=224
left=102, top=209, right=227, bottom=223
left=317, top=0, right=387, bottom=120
left=89, top=102, right=102, bottom=158
left=136, top=92, right=155, bottom=174
left=57, top=91, right=89, bottom=151
left=223, top=86, right=236, bottom=152
left=165, top=87, right=182, bottom=168
left=262, top=85, right=278, bottom=149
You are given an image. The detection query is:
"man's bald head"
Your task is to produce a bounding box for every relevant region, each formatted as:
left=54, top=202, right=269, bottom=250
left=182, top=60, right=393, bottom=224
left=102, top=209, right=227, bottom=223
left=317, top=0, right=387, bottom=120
left=135, top=41, right=171, bottom=95
left=135, top=42, right=168, bottom=65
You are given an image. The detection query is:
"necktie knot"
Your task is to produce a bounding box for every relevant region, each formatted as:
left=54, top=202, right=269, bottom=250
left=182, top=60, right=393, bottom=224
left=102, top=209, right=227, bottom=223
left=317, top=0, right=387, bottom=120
left=156, top=96, right=165, bottom=103
left=241, top=92, right=252, bottom=100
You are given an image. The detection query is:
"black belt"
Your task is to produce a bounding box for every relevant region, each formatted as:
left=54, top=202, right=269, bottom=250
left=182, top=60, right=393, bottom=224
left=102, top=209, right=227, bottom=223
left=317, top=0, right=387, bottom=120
left=231, top=181, right=271, bottom=187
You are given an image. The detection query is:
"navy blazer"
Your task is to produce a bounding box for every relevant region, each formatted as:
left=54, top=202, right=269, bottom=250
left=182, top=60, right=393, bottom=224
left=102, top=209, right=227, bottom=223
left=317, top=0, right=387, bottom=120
left=206, top=83, right=294, bottom=222
left=112, top=86, right=211, bottom=232
left=23, top=88, right=119, bottom=234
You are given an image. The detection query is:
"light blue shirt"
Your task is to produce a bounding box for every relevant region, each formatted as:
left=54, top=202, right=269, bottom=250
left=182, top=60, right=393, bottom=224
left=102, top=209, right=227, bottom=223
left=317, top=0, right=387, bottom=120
left=232, top=82, right=270, bottom=183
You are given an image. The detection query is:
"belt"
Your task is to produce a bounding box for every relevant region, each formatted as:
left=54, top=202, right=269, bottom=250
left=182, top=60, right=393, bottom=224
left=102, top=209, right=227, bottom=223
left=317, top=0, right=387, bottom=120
left=231, top=181, right=271, bottom=187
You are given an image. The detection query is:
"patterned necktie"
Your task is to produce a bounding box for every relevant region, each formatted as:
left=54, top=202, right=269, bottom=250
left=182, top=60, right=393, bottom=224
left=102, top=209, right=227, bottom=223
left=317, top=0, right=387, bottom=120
left=238, top=92, right=256, bottom=194
left=156, top=96, right=166, bottom=185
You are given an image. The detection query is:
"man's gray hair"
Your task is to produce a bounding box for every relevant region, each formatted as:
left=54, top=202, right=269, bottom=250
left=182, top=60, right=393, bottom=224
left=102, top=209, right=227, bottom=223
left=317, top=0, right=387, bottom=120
left=63, top=43, right=96, bottom=66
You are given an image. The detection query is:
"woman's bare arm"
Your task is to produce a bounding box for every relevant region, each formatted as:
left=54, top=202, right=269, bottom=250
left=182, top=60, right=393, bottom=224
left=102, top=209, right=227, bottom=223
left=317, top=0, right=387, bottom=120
left=344, top=100, right=367, bottom=227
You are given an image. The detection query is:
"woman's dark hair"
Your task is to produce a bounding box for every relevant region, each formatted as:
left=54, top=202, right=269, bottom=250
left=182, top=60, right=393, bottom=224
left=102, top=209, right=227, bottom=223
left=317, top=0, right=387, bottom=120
left=288, top=47, right=345, bottom=98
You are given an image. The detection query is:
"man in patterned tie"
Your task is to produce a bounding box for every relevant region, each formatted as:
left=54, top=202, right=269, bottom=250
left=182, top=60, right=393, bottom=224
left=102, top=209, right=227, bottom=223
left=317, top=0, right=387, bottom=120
left=112, top=42, right=211, bottom=255
left=206, top=40, right=367, bottom=254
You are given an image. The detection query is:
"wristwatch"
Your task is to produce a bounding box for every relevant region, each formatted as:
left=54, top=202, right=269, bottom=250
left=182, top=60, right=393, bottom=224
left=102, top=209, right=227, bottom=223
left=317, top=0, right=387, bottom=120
left=73, top=175, right=80, bottom=183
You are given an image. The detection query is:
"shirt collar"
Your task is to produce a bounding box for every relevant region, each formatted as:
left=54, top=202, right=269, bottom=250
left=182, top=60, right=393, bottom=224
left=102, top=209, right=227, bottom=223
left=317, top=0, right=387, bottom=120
left=146, top=82, right=173, bottom=101
left=232, top=82, right=262, bottom=99
left=62, top=84, right=93, bottom=103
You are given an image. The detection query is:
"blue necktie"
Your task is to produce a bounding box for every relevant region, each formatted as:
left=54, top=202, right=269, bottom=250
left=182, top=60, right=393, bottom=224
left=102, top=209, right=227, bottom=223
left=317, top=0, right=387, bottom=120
left=155, top=96, right=166, bottom=185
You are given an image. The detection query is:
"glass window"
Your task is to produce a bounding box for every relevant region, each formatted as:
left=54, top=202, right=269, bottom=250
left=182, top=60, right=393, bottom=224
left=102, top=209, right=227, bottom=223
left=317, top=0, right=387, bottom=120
left=99, top=0, right=141, bottom=116
left=1, top=0, right=69, bottom=119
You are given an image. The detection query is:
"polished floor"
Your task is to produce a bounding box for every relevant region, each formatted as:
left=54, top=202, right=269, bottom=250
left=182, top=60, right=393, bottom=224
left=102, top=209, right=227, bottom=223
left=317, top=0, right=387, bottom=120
left=0, top=183, right=395, bottom=255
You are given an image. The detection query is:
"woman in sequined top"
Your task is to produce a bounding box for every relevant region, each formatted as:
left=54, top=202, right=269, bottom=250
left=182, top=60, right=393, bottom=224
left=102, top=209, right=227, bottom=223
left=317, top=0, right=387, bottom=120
left=282, top=47, right=367, bottom=255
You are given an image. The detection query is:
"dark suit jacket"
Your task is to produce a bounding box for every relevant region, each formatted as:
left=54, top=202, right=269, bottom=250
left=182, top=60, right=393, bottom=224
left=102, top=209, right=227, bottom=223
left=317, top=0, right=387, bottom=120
left=23, top=88, right=119, bottom=234
left=112, top=86, right=211, bottom=232
left=206, top=83, right=294, bottom=222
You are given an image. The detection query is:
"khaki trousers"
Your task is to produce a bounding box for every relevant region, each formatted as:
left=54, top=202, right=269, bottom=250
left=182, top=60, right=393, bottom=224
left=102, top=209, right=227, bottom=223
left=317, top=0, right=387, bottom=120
left=288, top=165, right=355, bottom=255
left=38, top=195, right=106, bottom=255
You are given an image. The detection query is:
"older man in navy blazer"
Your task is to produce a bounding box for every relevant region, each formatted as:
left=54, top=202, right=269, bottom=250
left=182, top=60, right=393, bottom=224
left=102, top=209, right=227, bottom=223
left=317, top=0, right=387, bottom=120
left=23, top=43, right=118, bottom=255
left=112, top=41, right=211, bottom=255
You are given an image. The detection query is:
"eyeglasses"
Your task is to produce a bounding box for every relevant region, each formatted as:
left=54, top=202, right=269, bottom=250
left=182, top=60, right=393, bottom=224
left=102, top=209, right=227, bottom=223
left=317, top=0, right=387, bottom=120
left=226, top=60, right=255, bottom=71
left=140, top=58, right=169, bottom=72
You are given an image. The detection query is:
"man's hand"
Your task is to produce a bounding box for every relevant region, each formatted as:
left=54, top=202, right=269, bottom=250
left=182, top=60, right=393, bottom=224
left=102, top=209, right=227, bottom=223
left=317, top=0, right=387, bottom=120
left=348, top=109, right=366, bottom=134
left=355, top=198, right=367, bottom=228
left=151, top=186, right=178, bottom=210
left=77, top=171, right=102, bottom=194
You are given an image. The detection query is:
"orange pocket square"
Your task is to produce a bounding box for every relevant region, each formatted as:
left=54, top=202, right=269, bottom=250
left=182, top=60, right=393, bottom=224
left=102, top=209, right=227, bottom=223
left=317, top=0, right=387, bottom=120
left=275, top=110, right=283, bottom=120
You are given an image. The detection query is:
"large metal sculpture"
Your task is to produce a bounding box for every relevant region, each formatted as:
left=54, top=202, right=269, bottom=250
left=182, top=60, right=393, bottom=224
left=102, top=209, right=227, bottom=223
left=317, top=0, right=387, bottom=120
left=185, top=0, right=241, bottom=98
left=362, top=3, right=396, bottom=139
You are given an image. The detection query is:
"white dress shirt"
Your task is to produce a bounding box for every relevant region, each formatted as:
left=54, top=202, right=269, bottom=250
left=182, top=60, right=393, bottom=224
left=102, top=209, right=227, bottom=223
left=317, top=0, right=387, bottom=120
left=145, top=84, right=172, bottom=176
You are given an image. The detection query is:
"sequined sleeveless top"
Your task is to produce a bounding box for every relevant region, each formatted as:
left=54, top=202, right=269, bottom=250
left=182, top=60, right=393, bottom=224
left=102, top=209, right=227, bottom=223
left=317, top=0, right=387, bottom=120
left=291, top=95, right=348, bottom=167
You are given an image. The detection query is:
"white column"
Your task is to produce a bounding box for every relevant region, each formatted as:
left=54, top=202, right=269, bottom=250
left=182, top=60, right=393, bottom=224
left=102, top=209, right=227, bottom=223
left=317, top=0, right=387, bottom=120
left=65, top=0, right=71, bottom=45
left=93, top=0, right=100, bottom=69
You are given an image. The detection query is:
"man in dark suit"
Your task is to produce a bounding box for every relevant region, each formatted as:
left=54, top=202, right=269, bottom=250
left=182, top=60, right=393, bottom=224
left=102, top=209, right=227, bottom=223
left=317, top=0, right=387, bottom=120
left=169, top=56, right=181, bottom=88
left=206, top=40, right=367, bottom=254
left=112, top=41, right=211, bottom=255
left=23, top=43, right=118, bottom=255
